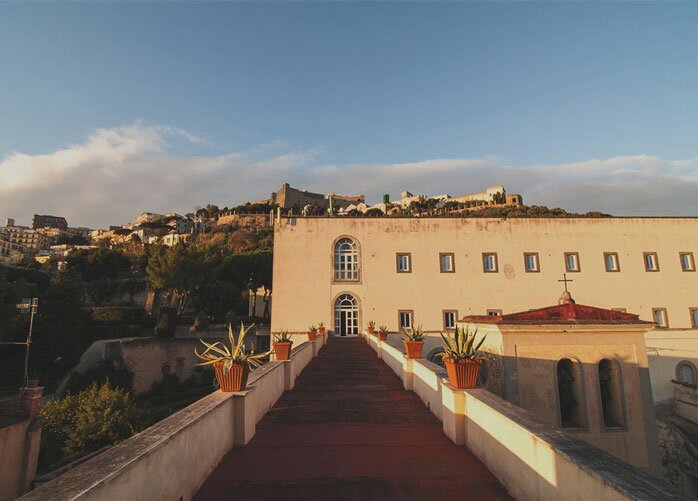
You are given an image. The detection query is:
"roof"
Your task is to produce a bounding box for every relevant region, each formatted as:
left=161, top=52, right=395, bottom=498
left=461, top=303, right=653, bottom=326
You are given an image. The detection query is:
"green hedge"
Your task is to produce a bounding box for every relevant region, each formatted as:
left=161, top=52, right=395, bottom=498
left=86, top=307, right=145, bottom=323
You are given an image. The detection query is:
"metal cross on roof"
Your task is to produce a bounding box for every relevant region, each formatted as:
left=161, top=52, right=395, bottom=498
left=558, top=273, right=573, bottom=292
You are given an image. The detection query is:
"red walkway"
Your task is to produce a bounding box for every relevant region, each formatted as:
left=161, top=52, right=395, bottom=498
left=195, top=337, right=511, bottom=500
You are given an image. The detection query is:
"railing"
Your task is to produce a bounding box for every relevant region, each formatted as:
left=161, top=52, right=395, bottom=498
left=20, top=336, right=326, bottom=501
left=364, top=330, right=682, bottom=501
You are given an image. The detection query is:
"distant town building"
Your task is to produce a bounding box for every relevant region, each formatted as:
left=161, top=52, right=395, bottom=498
left=0, top=222, right=52, bottom=251
left=32, top=214, right=68, bottom=230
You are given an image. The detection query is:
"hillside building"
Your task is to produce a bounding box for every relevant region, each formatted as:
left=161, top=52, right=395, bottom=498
left=31, top=214, right=67, bottom=230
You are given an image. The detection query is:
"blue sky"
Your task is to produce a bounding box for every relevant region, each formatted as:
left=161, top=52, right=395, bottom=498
left=1, top=3, right=698, bottom=226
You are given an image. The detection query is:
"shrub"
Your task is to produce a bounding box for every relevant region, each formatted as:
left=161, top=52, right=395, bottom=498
left=40, top=381, right=135, bottom=471
left=154, top=307, right=177, bottom=338
left=64, top=359, right=134, bottom=395
left=193, top=311, right=209, bottom=332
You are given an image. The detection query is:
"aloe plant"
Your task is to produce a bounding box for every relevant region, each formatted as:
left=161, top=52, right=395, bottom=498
left=308, top=325, right=317, bottom=332
left=195, top=322, right=269, bottom=373
left=378, top=325, right=388, bottom=333
left=402, top=324, right=426, bottom=342
left=367, top=320, right=376, bottom=328
left=273, top=330, right=292, bottom=343
left=318, top=322, right=325, bottom=328
left=438, top=325, right=486, bottom=362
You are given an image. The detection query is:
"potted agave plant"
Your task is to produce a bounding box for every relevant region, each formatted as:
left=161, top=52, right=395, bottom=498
left=367, top=321, right=376, bottom=335
left=402, top=325, right=426, bottom=359
left=318, top=322, right=326, bottom=335
left=438, top=326, right=486, bottom=389
left=272, top=330, right=293, bottom=361
left=307, top=325, right=318, bottom=341
left=195, top=322, right=269, bottom=392
left=378, top=325, right=389, bottom=342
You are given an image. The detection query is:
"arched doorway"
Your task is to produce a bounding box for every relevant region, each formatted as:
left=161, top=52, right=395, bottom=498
left=334, top=294, right=359, bottom=336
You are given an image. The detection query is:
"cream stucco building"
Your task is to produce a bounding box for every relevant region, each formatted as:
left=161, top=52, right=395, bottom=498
left=272, top=217, right=698, bottom=337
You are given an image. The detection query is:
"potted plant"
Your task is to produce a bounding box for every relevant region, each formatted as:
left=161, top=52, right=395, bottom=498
left=438, top=326, right=486, bottom=389
left=367, top=320, right=376, bottom=335
left=318, top=322, right=326, bottom=335
left=307, top=325, right=318, bottom=341
left=272, top=330, right=293, bottom=361
left=195, top=322, right=269, bottom=392
left=402, top=325, right=426, bottom=359
left=378, top=325, right=389, bottom=341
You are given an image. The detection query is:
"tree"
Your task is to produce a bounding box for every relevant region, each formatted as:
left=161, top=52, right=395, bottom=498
left=31, top=268, right=87, bottom=383
left=146, top=244, right=220, bottom=316
left=66, top=248, right=131, bottom=282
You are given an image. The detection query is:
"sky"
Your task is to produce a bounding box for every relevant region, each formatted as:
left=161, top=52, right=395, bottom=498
left=1, top=2, right=698, bottom=228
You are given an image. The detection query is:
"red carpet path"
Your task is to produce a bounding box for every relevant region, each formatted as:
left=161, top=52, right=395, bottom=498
left=195, top=337, right=512, bottom=501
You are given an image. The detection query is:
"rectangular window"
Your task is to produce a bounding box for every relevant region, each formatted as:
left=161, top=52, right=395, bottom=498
left=396, top=253, right=412, bottom=273
left=690, top=308, right=698, bottom=328
left=443, top=310, right=457, bottom=330
left=611, top=308, right=627, bottom=313
left=604, top=252, right=620, bottom=272
left=564, top=252, right=580, bottom=272
left=524, top=252, right=540, bottom=273
left=680, top=252, right=695, bottom=272
left=482, top=252, right=498, bottom=273
left=644, top=252, right=659, bottom=272
left=439, top=253, right=455, bottom=273
left=652, top=308, right=668, bottom=328
left=398, top=310, right=413, bottom=330
left=487, top=309, right=502, bottom=316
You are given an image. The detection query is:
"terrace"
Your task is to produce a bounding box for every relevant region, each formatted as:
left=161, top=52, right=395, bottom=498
left=21, top=334, right=680, bottom=500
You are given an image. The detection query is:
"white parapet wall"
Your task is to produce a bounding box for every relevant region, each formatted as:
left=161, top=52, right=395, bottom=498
left=364, top=331, right=681, bottom=501
left=20, top=338, right=325, bottom=501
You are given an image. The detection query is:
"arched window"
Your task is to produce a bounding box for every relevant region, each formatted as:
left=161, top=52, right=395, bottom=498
left=598, top=359, right=626, bottom=428
left=334, top=238, right=359, bottom=281
left=676, top=362, right=696, bottom=385
left=556, top=358, right=587, bottom=429
left=334, top=294, right=359, bottom=336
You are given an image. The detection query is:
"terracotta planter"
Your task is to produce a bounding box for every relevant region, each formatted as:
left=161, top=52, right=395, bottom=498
left=368, top=326, right=375, bottom=335
left=318, top=326, right=326, bottom=335
left=273, top=341, right=293, bottom=361
left=404, top=340, right=424, bottom=359
left=378, top=331, right=388, bottom=341
left=307, top=330, right=317, bottom=341
left=214, top=361, right=249, bottom=392
left=443, top=358, right=483, bottom=389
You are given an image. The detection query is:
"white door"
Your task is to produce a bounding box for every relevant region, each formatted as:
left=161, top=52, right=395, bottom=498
left=334, top=294, right=359, bottom=336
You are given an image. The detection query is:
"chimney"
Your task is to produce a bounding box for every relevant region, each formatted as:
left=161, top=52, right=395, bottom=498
left=6, top=218, right=15, bottom=227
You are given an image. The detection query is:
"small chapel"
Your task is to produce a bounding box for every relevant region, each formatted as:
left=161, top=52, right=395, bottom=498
left=459, top=289, right=661, bottom=474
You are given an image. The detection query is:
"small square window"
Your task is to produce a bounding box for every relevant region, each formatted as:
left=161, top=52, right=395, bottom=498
left=482, top=253, right=498, bottom=273
left=524, top=252, right=540, bottom=273
left=564, top=252, right=580, bottom=272
left=487, top=309, right=502, bottom=316
left=439, top=253, right=455, bottom=273
left=396, top=253, right=412, bottom=273
left=680, top=252, right=695, bottom=272
left=644, top=252, right=659, bottom=272
left=652, top=308, right=668, bottom=328
left=443, top=310, right=457, bottom=330
left=398, top=310, right=413, bottom=329
left=604, top=252, right=620, bottom=272
left=690, top=308, right=698, bottom=328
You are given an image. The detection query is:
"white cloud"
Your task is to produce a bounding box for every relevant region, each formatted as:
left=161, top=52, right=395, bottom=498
left=1, top=122, right=697, bottom=228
